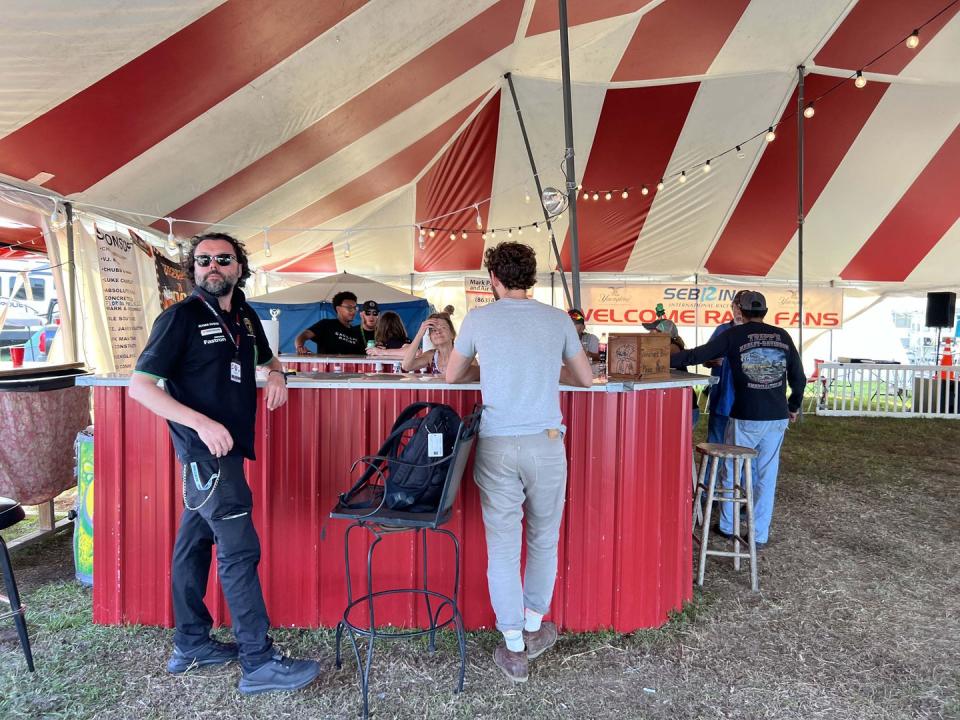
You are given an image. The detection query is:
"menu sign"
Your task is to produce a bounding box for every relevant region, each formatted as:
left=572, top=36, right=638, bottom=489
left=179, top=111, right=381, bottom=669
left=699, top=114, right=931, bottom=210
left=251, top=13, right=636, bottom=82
left=94, top=224, right=148, bottom=371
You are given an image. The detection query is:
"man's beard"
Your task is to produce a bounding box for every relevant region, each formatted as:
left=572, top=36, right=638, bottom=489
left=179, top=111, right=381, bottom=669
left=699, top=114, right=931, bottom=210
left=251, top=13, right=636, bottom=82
left=199, top=273, right=235, bottom=297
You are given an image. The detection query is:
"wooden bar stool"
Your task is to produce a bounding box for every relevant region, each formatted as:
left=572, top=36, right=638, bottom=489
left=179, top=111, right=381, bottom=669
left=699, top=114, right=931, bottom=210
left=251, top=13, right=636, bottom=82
left=692, top=443, right=759, bottom=592
left=0, top=497, right=35, bottom=671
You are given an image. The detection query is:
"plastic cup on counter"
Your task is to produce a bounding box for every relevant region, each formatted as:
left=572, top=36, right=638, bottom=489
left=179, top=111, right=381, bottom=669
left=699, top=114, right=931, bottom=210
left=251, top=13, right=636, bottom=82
left=9, top=346, right=25, bottom=368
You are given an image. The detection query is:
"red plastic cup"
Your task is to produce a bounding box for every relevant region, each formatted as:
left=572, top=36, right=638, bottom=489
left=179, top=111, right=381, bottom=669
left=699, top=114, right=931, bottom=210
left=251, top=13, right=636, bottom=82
left=9, top=346, right=25, bottom=368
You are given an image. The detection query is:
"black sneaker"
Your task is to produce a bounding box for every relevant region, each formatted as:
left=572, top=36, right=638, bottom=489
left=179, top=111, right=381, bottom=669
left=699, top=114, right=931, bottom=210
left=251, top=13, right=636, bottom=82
left=237, top=653, right=321, bottom=695
left=167, top=638, right=239, bottom=674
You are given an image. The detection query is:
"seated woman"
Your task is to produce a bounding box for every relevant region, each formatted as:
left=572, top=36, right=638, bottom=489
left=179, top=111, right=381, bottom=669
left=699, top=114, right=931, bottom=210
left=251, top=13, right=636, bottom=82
left=401, top=313, right=456, bottom=374
left=365, top=311, right=411, bottom=357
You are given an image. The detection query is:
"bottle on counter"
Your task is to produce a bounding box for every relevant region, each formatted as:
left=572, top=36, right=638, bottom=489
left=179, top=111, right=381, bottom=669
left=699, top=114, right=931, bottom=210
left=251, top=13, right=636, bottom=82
left=598, top=332, right=608, bottom=379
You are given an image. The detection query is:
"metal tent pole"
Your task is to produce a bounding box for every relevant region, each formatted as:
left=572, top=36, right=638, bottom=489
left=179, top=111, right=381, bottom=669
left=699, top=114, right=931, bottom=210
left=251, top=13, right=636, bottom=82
left=504, top=72, right=573, bottom=309
left=65, top=201, right=78, bottom=362
left=558, top=0, right=581, bottom=309
left=797, top=66, right=805, bottom=364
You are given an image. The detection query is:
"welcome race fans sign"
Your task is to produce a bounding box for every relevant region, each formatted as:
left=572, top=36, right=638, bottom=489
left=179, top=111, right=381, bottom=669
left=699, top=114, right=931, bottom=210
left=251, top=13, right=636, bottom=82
left=583, top=284, right=843, bottom=329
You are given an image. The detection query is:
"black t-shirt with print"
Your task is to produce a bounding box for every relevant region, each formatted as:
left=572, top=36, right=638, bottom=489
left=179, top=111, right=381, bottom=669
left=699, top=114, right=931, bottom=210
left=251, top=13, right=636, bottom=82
left=134, top=286, right=273, bottom=461
left=306, top=318, right=364, bottom=354
left=671, top=321, right=806, bottom=420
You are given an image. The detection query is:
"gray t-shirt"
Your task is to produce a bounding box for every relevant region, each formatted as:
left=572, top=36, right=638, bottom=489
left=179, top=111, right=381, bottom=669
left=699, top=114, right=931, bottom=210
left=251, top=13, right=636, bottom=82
left=580, top=331, right=600, bottom=354
left=455, top=298, right=583, bottom=437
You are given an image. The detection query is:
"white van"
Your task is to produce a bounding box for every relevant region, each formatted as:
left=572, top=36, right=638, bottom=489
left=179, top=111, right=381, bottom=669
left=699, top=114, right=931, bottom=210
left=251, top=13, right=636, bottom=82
left=0, top=260, right=58, bottom=347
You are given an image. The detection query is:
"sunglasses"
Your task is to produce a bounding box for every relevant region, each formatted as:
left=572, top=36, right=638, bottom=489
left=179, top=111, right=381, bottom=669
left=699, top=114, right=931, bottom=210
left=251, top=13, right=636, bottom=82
left=194, top=254, right=238, bottom=267
left=362, top=310, right=379, bottom=316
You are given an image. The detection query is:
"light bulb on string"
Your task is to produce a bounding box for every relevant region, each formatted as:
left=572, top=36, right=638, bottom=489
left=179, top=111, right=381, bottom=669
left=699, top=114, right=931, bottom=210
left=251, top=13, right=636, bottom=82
left=344, top=240, right=351, bottom=258
left=418, top=235, right=425, bottom=250
left=263, top=228, right=271, bottom=257
left=854, top=70, right=866, bottom=88
left=461, top=230, right=468, bottom=240
left=906, top=29, right=919, bottom=49
left=592, top=192, right=599, bottom=201
left=491, top=229, right=496, bottom=239
left=640, top=185, right=649, bottom=196
left=582, top=191, right=589, bottom=201
left=765, top=127, right=776, bottom=143
left=803, top=103, right=815, bottom=119
left=678, top=171, right=687, bottom=184
left=702, top=160, right=711, bottom=174
left=621, top=190, right=629, bottom=199
left=534, top=222, right=541, bottom=232
left=517, top=226, right=523, bottom=236
left=419, top=225, right=426, bottom=238
left=481, top=232, right=488, bottom=240
left=475, top=205, right=483, bottom=228
left=604, top=191, right=612, bottom=201
left=736, top=145, right=745, bottom=159
left=429, top=229, right=436, bottom=238
left=656, top=179, right=664, bottom=191
left=507, top=228, right=513, bottom=238
left=524, top=189, right=531, bottom=204
left=449, top=232, right=456, bottom=241
left=165, top=217, right=176, bottom=252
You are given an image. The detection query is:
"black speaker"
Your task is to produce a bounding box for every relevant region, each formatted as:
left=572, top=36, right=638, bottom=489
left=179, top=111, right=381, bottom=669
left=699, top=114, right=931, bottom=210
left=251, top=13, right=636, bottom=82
left=925, top=292, right=956, bottom=328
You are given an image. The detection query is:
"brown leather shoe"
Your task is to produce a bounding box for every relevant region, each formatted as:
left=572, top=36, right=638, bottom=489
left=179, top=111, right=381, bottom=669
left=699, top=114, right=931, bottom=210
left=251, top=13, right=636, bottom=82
left=493, top=644, right=528, bottom=683
left=523, top=621, right=558, bottom=660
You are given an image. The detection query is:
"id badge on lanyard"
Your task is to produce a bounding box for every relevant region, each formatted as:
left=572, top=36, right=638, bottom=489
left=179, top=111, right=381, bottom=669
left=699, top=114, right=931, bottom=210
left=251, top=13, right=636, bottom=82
left=230, top=357, right=242, bottom=383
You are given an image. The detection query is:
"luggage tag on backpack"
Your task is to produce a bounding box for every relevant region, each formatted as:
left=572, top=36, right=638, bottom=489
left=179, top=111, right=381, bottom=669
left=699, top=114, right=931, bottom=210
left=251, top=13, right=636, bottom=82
left=427, top=433, right=444, bottom=457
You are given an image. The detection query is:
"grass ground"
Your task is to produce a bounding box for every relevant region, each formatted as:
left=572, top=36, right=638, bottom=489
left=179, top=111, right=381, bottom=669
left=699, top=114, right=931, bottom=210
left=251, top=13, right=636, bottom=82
left=1, top=415, right=958, bottom=719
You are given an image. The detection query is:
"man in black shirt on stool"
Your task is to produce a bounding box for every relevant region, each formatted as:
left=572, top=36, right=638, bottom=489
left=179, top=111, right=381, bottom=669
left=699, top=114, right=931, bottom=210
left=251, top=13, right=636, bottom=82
left=294, top=291, right=363, bottom=354
left=130, top=232, right=320, bottom=695
left=670, top=291, right=806, bottom=546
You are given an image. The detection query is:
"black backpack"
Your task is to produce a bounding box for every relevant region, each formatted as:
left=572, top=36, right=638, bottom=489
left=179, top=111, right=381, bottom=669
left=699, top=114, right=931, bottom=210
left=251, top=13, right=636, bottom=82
left=340, top=402, right=463, bottom=513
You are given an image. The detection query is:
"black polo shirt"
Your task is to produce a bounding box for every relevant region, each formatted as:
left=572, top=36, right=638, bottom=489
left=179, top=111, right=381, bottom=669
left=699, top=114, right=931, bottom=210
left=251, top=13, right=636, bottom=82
left=306, top=318, right=364, bottom=354
left=134, top=286, right=273, bottom=462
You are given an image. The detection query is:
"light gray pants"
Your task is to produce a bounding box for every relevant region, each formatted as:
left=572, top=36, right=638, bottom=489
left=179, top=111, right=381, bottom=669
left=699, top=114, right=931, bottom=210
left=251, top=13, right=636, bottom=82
left=473, top=430, right=567, bottom=632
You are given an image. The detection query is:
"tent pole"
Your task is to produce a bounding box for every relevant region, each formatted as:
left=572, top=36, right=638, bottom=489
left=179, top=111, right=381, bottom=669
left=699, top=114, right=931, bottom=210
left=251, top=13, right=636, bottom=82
left=65, top=201, right=78, bottom=363
left=504, top=73, right=572, bottom=309
left=558, top=0, right=581, bottom=310
left=796, top=66, right=805, bottom=367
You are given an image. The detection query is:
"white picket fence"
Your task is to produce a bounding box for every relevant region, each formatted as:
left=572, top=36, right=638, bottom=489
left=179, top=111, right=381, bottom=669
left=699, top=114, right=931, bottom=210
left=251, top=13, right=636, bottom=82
left=812, top=363, right=960, bottom=418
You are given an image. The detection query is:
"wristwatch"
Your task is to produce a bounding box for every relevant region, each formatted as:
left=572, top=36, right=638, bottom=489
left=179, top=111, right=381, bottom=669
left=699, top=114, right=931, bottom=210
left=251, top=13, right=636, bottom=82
left=268, top=369, right=288, bottom=385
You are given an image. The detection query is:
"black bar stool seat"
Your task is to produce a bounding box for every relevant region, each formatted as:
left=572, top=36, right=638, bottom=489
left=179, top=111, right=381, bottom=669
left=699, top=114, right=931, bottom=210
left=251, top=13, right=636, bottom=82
left=0, top=497, right=35, bottom=671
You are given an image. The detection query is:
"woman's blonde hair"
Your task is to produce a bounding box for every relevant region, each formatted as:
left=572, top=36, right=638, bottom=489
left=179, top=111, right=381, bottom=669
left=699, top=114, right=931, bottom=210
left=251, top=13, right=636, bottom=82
left=428, top=312, right=456, bottom=340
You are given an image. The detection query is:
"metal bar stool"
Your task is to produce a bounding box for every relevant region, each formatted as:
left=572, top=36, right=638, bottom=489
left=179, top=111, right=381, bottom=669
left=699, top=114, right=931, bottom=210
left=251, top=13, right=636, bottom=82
left=0, top=497, right=35, bottom=671
left=329, top=405, right=481, bottom=719
left=692, top=443, right=760, bottom=592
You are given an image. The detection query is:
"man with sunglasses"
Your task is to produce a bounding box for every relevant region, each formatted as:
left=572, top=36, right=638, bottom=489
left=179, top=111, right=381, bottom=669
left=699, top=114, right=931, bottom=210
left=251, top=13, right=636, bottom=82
left=357, top=300, right=380, bottom=346
left=294, top=291, right=364, bottom=355
left=130, top=232, right=320, bottom=695
left=567, top=308, right=600, bottom=361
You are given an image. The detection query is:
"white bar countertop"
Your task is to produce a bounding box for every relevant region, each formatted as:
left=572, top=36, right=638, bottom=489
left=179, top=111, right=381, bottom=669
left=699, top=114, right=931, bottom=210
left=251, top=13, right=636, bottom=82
left=77, top=369, right=714, bottom=392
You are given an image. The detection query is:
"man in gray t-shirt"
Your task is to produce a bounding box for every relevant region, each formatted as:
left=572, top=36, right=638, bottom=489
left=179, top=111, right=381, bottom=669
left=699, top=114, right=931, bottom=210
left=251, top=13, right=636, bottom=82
left=447, top=242, right=593, bottom=683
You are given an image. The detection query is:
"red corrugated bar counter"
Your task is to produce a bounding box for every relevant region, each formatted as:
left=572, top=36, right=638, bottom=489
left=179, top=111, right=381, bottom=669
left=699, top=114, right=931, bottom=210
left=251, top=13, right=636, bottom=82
left=81, top=370, right=709, bottom=632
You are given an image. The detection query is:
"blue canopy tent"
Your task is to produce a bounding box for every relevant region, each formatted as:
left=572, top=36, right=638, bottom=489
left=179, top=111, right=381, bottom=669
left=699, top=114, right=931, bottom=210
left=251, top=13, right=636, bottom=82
left=247, top=272, right=431, bottom=354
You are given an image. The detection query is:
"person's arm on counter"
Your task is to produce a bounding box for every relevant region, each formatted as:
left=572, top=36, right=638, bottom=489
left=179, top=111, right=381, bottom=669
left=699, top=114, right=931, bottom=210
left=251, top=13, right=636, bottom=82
left=670, top=331, right=732, bottom=369
left=445, top=350, right=481, bottom=383
left=559, top=350, right=593, bottom=387
left=294, top=327, right=318, bottom=355
left=129, top=373, right=234, bottom=457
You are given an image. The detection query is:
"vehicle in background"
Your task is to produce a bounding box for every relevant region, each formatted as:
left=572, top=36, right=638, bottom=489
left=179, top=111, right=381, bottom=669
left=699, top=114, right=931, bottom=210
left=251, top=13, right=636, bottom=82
left=1, top=260, right=59, bottom=359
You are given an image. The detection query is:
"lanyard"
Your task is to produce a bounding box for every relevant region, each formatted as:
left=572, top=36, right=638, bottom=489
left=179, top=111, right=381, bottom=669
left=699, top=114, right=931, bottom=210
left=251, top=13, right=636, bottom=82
left=196, top=295, right=241, bottom=354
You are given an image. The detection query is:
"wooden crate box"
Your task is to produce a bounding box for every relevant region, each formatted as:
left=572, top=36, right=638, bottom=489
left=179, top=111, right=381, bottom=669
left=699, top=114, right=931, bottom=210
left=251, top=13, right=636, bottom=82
left=607, top=333, right=671, bottom=380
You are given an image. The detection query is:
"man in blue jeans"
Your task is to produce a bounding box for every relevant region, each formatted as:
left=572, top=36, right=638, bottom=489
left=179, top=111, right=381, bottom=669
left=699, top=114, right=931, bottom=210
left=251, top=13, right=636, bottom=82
left=670, top=291, right=805, bottom=546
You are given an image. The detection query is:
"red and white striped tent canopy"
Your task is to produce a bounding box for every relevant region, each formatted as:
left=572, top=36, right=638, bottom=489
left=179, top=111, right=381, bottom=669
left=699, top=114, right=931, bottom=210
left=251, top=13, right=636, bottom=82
left=1, top=0, right=958, bottom=289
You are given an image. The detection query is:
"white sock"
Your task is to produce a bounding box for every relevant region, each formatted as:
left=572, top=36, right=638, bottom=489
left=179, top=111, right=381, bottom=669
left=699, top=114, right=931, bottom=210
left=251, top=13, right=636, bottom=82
left=503, top=629, right=525, bottom=652
left=524, top=609, right=543, bottom=633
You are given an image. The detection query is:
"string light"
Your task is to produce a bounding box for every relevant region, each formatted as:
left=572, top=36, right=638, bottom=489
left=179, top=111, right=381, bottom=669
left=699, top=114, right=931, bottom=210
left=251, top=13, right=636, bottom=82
left=461, top=230, right=468, bottom=240
left=344, top=240, right=351, bottom=258
left=481, top=232, right=488, bottom=240
left=604, top=191, right=612, bottom=201
left=678, top=171, right=687, bottom=184
left=854, top=70, right=867, bottom=88
left=656, top=179, right=664, bottom=191
left=165, top=217, right=176, bottom=252
left=418, top=235, right=425, bottom=250
left=765, top=127, right=776, bottom=143
left=491, top=229, right=496, bottom=239
left=582, top=191, right=590, bottom=200
left=507, top=228, right=513, bottom=238
left=906, top=29, right=920, bottom=49
left=702, top=160, right=712, bottom=173
left=517, top=226, right=523, bottom=235
left=803, top=103, right=815, bottom=119
left=418, top=225, right=426, bottom=237
left=621, top=190, right=629, bottom=199
left=736, top=145, right=744, bottom=159
left=592, top=192, right=599, bottom=201
left=429, top=229, right=436, bottom=238
left=524, top=190, right=531, bottom=204
left=640, top=185, right=649, bottom=196
left=449, top=232, right=456, bottom=241
left=263, top=228, right=271, bottom=257
left=474, top=205, right=482, bottom=228
left=534, top=222, right=541, bottom=232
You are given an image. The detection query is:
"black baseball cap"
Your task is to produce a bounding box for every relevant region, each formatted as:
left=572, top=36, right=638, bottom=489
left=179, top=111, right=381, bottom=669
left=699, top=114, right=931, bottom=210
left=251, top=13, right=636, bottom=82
left=568, top=308, right=586, bottom=323
left=360, top=300, right=380, bottom=315
left=738, top=291, right=767, bottom=313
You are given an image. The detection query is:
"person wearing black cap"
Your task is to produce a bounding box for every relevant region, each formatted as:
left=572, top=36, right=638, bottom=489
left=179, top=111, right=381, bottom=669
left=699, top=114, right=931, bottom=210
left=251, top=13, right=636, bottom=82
left=357, top=300, right=380, bottom=347
left=669, top=291, right=805, bottom=546
left=568, top=309, right=600, bottom=361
